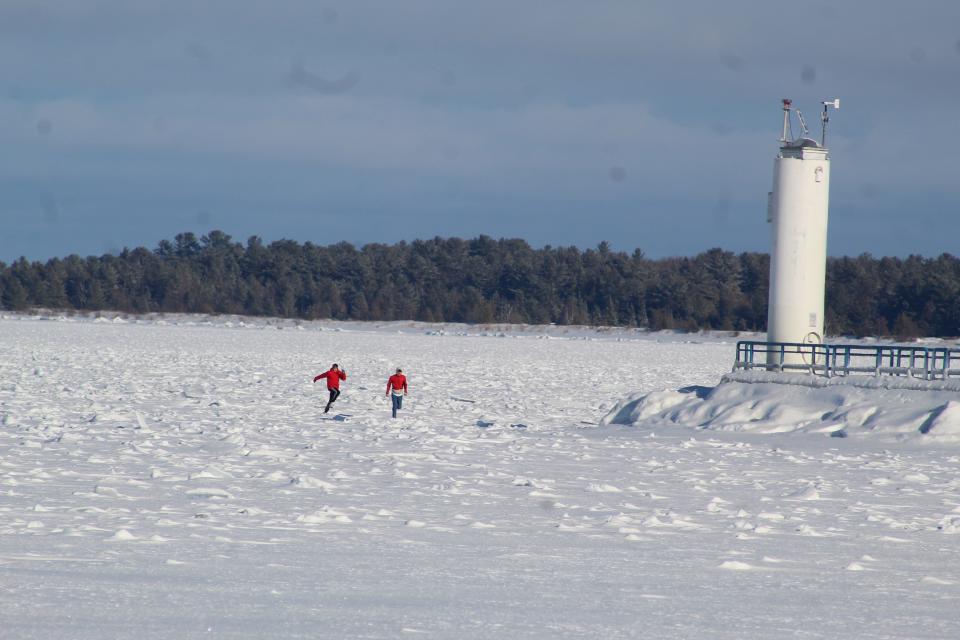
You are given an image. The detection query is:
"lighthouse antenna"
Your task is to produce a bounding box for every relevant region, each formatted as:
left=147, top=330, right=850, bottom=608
left=796, top=109, right=809, bottom=137
left=780, top=99, right=793, bottom=143
left=820, top=98, right=840, bottom=147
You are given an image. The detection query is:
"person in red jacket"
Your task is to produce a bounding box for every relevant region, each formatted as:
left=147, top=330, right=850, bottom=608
left=385, top=368, right=408, bottom=418
left=313, top=363, right=347, bottom=413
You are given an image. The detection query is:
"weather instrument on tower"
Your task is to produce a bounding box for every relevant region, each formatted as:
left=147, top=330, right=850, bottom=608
left=820, top=98, right=840, bottom=146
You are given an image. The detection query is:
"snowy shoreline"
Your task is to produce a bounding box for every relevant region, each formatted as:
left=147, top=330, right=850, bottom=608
left=0, top=308, right=756, bottom=344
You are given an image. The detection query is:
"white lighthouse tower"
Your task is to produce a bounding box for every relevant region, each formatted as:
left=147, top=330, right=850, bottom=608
left=766, top=98, right=839, bottom=363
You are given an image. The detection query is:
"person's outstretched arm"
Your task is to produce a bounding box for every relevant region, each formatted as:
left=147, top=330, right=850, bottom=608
left=313, top=372, right=328, bottom=383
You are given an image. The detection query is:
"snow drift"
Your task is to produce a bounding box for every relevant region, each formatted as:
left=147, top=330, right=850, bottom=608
left=602, top=370, right=960, bottom=441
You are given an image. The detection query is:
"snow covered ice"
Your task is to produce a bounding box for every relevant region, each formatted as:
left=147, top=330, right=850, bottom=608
left=1, top=314, right=959, bottom=639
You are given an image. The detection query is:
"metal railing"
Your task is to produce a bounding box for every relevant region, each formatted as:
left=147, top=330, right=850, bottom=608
left=734, top=341, right=960, bottom=380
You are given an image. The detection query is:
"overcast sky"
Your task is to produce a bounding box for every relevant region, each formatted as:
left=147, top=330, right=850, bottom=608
left=2, top=1, right=959, bottom=262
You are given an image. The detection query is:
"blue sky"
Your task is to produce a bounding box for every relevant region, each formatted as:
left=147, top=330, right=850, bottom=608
left=2, top=1, right=959, bottom=262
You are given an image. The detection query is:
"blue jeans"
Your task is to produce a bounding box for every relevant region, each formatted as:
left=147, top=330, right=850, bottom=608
left=391, top=393, right=403, bottom=418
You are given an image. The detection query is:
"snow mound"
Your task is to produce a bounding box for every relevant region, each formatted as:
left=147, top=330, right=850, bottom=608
left=297, top=508, right=352, bottom=525
left=290, top=475, right=337, bottom=490
left=602, top=372, right=960, bottom=442
left=107, top=529, right=138, bottom=542
left=783, top=485, right=821, bottom=501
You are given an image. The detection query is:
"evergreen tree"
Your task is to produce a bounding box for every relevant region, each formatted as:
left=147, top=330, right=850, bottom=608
left=1, top=230, right=958, bottom=338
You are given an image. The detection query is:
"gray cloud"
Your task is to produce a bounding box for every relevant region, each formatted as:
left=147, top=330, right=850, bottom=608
left=288, top=62, right=361, bottom=95
left=2, top=0, right=960, bottom=262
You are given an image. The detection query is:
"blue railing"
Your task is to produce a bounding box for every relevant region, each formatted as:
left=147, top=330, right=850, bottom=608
left=734, top=341, right=960, bottom=380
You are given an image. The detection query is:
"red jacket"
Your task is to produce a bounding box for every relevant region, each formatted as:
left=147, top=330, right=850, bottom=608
left=314, top=368, right=346, bottom=389
left=386, top=373, right=407, bottom=395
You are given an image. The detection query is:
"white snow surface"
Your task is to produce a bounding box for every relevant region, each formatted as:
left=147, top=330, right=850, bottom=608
left=604, top=371, right=960, bottom=441
left=1, top=313, right=959, bottom=639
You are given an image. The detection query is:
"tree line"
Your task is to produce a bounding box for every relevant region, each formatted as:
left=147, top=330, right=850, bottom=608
left=1, top=231, right=958, bottom=338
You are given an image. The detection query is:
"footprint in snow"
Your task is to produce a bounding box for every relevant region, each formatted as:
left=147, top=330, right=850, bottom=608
left=185, top=488, right=234, bottom=500
left=937, top=516, right=960, bottom=533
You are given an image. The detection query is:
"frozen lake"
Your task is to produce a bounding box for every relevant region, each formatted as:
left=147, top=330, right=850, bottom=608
left=1, top=315, right=959, bottom=639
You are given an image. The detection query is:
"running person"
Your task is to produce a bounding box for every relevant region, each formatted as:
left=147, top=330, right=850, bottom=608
left=385, top=368, right=408, bottom=418
left=313, top=363, right=347, bottom=413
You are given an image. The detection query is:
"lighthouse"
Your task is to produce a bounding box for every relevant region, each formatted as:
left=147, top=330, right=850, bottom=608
left=766, top=98, right=839, bottom=364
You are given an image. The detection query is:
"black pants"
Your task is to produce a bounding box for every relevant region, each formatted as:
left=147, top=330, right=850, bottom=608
left=325, top=388, right=340, bottom=412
